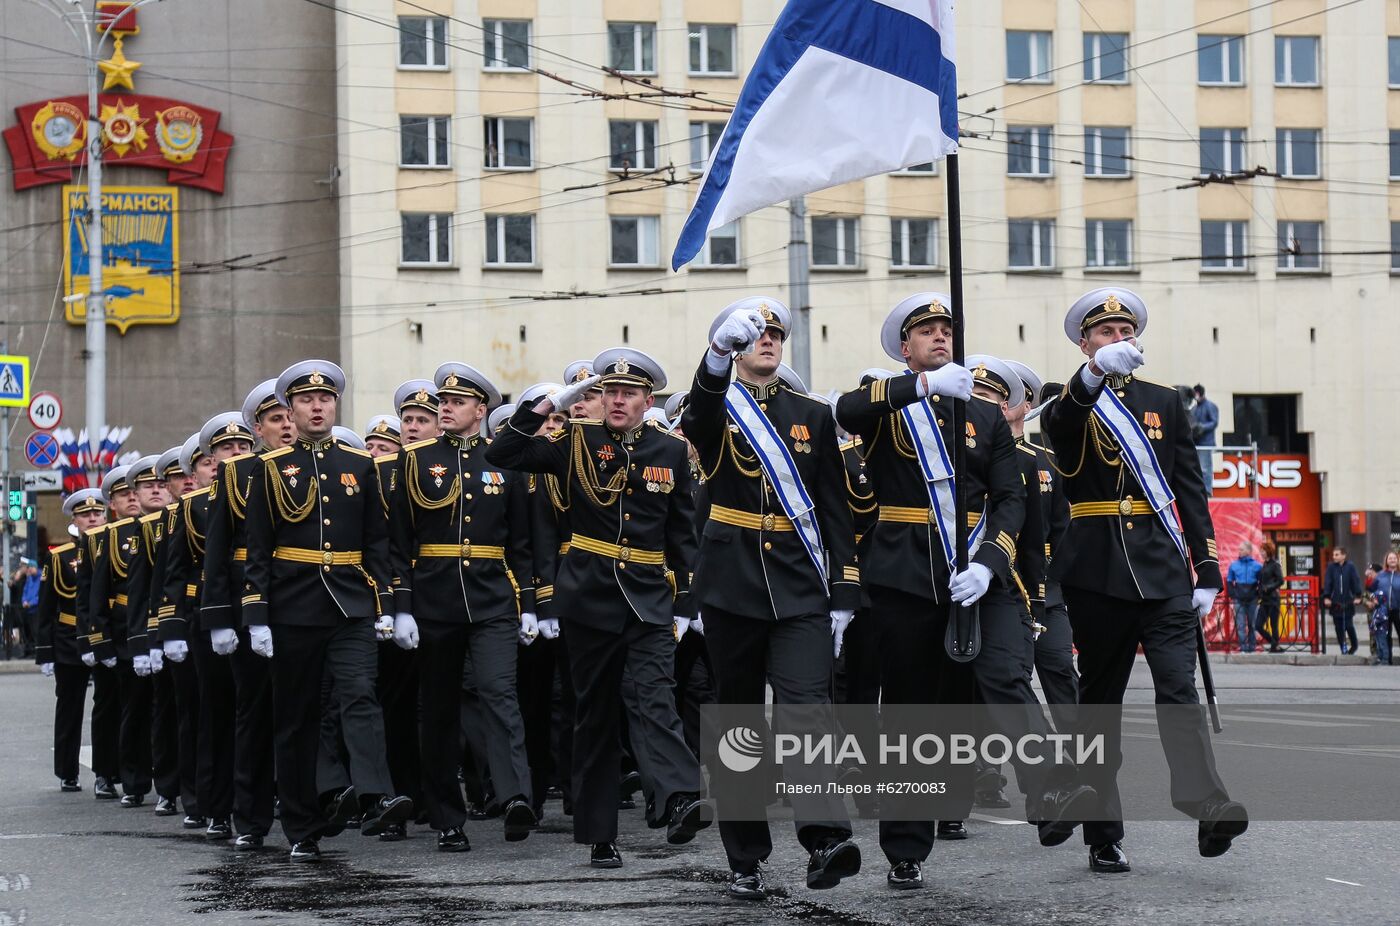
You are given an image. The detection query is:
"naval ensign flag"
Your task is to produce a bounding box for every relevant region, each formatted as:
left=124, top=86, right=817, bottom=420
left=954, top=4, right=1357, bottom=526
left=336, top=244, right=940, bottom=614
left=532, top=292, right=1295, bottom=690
left=671, top=0, right=959, bottom=270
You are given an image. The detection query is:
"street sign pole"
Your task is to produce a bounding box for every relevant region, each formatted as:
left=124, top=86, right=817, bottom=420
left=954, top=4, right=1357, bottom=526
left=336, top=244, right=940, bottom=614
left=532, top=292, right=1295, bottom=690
left=1, top=336, right=10, bottom=625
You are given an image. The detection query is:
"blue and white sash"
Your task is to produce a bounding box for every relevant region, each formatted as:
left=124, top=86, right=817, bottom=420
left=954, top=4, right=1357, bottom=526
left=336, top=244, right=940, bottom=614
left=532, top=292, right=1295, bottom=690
left=898, top=371, right=986, bottom=573
left=724, top=383, right=828, bottom=589
left=1091, top=388, right=1189, bottom=563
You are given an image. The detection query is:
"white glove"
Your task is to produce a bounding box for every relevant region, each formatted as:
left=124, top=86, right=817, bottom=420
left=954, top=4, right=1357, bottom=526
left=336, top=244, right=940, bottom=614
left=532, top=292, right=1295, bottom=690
left=538, top=618, right=560, bottom=639
left=393, top=613, right=419, bottom=650
left=550, top=374, right=602, bottom=413
left=949, top=564, right=993, bottom=607
left=209, top=629, right=238, bottom=656
left=81, top=652, right=96, bottom=668
left=918, top=363, right=973, bottom=401
left=41, top=662, right=54, bottom=678
left=519, top=612, right=539, bottom=645
left=133, top=654, right=151, bottom=677
left=1193, top=588, right=1219, bottom=619
left=692, top=615, right=705, bottom=636
left=373, top=615, right=394, bottom=642
left=673, top=617, right=692, bottom=642
left=164, top=639, right=189, bottom=663
left=830, top=609, right=855, bottom=658
left=100, top=657, right=117, bottom=669
left=712, top=308, right=766, bottom=355
left=1092, top=340, right=1145, bottom=376
left=148, top=648, right=164, bottom=674
left=249, top=625, right=274, bottom=659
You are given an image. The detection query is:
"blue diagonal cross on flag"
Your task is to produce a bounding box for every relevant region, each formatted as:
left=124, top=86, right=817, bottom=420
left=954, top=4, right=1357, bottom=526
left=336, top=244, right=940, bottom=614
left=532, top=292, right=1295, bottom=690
left=672, top=0, right=959, bottom=270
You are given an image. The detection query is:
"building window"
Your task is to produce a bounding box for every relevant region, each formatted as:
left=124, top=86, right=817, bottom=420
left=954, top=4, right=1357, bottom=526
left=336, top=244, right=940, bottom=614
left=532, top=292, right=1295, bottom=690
left=1277, top=221, right=1322, bottom=272
left=1274, top=36, right=1319, bottom=87
left=1198, top=34, right=1244, bottom=85
left=1085, top=220, right=1132, bottom=269
left=1008, top=219, right=1055, bottom=270
left=1392, top=222, right=1400, bottom=273
left=485, top=214, right=535, bottom=267
left=1276, top=129, right=1320, bottom=179
left=1390, top=37, right=1400, bottom=88
left=483, top=117, right=532, bottom=169
left=688, top=121, right=724, bottom=172
left=401, top=213, right=452, bottom=266
left=609, top=216, right=660, bottom=267
left=890, top=218, right=939, bottom=269
left=400, top=116, right=450, bottom=168
left=893, top=161, right=937, bottom=175
left=609, top=120, right=658, bottom=171
left=1201, top=221, right=1249, bottom=272
left=689, top=23, right=736, bottom=75
left=1084, top=127, right=1130, bottom=177
left=695, top=220, right=740, bottom=267
left=1199, top=128, right=1246, bottom=175
left=1083, top=32, right=1129, bottom=83
left=1390, top=130, right=1400, bottom=180
left=483, top=19, right=530, bottom=70
left=607, top=22, right=655, bottom=74
left=399, top=16, right=448, bottom=69
left=1006, top=31, right=1052, bottom=83
left=1007, top=126, right=1053, bottom=176
left=811, top=217, right=860, bottom=268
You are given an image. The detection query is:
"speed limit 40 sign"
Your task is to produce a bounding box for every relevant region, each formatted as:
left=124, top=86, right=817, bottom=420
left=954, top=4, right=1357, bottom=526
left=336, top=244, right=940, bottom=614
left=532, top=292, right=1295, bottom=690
left=26, top=391, right=62, bottom=430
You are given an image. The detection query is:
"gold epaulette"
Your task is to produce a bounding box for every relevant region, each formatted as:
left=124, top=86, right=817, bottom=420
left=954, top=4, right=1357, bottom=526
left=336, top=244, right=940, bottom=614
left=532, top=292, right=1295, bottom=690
left=261, top=446, right=294, bottom=460
left=84, top=524, right=107, bottom=538
left=971, top=394, right=999, bottom=406
left=339, top=445, right=371, bottom=458
left=106, top=517, right=134, bottom=529
left=224, top=452, right=255, bottom=464
left=375, top=452, right=399, bottom=464
left=402, top=438, right=436, bottom=453
left=1018, top=444, right=1037, bottom=457
left=570, top=417, right=602, bottom=426
left=139, top=511, right=162, bottom=524
left=181, top=486, right=212, bottom=500
left=51, top=542, right=75, bottom=554
left=839, top=437, right=863, bottom=452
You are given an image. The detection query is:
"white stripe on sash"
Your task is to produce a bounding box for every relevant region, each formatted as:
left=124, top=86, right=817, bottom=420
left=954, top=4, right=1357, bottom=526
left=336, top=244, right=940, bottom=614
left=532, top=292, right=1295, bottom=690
left=1091, top=388, right=1188, bottom=563
left=898, top=372, right=985, bottom=572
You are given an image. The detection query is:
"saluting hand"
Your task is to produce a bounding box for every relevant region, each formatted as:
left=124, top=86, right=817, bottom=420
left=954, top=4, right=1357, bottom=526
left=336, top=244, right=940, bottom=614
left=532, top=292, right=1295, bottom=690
left=549, top=375, right=603, bottom=414
left=712, top=308, right=767, bottom=356
left=1091, top=340, right=1146, bottom=377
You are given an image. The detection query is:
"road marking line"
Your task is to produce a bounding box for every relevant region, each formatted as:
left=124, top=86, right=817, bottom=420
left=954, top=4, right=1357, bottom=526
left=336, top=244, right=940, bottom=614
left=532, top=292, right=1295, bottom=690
left=1326, top=878, right=1362, bottom=887
left=969, top=813, right=1031, bottom=826
left=80, top=745, right=92, bottom=770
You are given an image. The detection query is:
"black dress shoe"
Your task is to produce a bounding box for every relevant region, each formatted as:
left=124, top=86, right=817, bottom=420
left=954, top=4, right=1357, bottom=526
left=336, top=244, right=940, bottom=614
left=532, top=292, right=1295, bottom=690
left=466, top=801, right=490, bottom=821
left=361, top=795, right=414, bottom=837
left=503, top=798, right=537, bottom=842
left=206, top=819, right=233, bottom=840
left=590, top=841, right=623, bottom=869
left=974, top=788, right=1012, bottom=809
left=887, top=859, right=923, bottom=889
left=154, top=797, right=179, bottom=816
left=119, top=793, right=144, bottom=808
left=290, top=838, right=321, bottom=862
left=182, top=815, right=206, bottom=829
left=320, top=786, right=356, bottom=835
left=60, top=779, right=81, bottom=793
left=378, top=822, right=407, bottom=842
left=1197, top=798, right=1249, bottom=858
left=94, top=777, right=118, bottom=800
left=729, top=866, right=767, bottom=899
left=665, top=793, right=713, bottom=846
left=234, top=833, right=264, bottom=851
left=936, top=821, right=968, bottom=840
left=438, top=827, right=471, bottom=852
left=1089, top=842, right=1131, bottom=873
left=807, top=836, right=861, bottom=890
left=619, top=770, right=642, bottom=801
left=1036, top=784, right=1097, bottom=847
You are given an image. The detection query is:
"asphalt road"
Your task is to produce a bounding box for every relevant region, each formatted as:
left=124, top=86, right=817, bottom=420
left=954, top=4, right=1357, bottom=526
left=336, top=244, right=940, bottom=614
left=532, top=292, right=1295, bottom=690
left=1, top=661, right=1397, bottom=926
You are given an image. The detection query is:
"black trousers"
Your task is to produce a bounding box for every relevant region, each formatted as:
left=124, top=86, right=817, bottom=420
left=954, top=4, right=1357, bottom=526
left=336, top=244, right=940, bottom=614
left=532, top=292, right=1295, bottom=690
left=377, top=641, right=421, bottom=807
left=517, top=635, right=560, bottom=810
left=553, top=633, right=577, bottom=808
left=673, top=630, right=716, bottom=761
left=421, top=616, right=530, bottom=831
left=869, top=584, right=1052, bottom=865
left=230, top=632, right=276, bottom=837
left=115, top=661, right=153, bottom=797
left=150, top=664, right=182, bottom=800
left=52, top=662, right=90, bottom=781
left=270, top=619, right=394, bottom=844
left=194, top=631, right=237, bottom=822
left=89, top=662, right=121, bottom=781
left=704, top=609, right=852, bottom=873
left=564, top=617, right=701, bottom=845
left=1035, top=601, right=1080, bottom=729
left=459, top=645, right=492, bottom=807
left=1063, top=587, right=1230, bottom=845
left=168, top=653, right=201, bottom=816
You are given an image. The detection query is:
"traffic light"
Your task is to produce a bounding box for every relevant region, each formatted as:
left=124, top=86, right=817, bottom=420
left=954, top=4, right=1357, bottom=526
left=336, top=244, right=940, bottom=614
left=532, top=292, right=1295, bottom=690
left=5, top=491, right=34, bottom=521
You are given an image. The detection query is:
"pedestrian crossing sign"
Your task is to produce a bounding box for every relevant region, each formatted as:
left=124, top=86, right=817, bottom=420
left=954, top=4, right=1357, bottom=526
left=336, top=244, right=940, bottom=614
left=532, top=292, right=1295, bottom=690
left=0, top=355, right=29, bottom=407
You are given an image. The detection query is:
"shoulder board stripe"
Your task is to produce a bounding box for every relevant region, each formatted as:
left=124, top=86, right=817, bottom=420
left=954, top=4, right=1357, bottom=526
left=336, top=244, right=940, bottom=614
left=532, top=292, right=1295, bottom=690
left=181, top=487, right=212, bottom=500
left=339, top=445, right=372, bottom=458
left=224, top=453, right=255, bottom=464
left=375, top=452, right=400, bottom=464
left=138, top=512, right=162, bottom=524
left=52, top=542, right=76, bottom=554
left=402, top=438, right=436, bottom=452
left=261, top=446, right=295, bottom=459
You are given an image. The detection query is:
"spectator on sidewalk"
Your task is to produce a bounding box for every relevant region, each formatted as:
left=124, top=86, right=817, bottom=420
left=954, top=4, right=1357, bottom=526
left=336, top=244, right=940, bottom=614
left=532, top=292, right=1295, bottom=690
left=1369, top=553, right=1400, bottom=666
left=1322, top=547, right=1363, bottom=655
left=1190, top=385, right=1218, bottom=489
left=1257, top=542, right=1285, bottom=653
left=1227, top=542, right=1263, bottom=653
left=18, top=561, right=39, bottom=659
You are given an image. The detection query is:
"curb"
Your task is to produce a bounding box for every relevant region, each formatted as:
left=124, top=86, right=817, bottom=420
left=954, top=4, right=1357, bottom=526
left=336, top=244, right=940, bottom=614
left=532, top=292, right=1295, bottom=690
left=0, top=661, right=39, bottom=674
left=1207, top=652, right=1374, bottom=667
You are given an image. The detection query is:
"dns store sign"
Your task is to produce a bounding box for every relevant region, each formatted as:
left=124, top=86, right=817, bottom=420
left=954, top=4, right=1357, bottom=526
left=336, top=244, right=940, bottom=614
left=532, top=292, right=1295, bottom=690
left=1212, top=454, right=1321, bottom=531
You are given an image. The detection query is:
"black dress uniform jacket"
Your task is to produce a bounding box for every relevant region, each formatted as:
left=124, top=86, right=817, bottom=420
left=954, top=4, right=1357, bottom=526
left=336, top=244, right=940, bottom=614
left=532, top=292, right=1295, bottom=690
left=528, top=474, right=563, bottom=619
left=835, top=374, right=1024, bottom=602
left=1027, top=440, right=1070, bottom=609
left=202, top=454, right=258, bottom=631
left=1042, top=370, right=1222, bottom=600
left=681, top=363, right=860, bottom=619
left=87, top=518, right=141, bottom=662
left=1013, top=438, right=1047, bottom=625
left=160, top=489, right=213, bottom=641
left=125, top=510, right=164, bottom=650
left=242, top=436, right=394, bottom=625
left=485, top=407, right=698, bottom=630
left=37, top=542, right=83, bottom=666
left=388, top=432, right=534, bottom=622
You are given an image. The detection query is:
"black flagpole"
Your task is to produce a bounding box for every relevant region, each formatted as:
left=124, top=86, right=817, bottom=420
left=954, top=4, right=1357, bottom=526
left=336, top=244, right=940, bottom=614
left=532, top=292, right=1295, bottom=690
left=944, top=151, right=979, bottom=662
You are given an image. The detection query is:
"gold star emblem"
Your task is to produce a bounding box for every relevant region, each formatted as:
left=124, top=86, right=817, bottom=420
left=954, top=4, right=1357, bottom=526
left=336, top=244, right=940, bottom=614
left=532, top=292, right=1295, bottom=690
left=97, top=36, right=142, bottom=91
left=98, top=98, right=148, bottom=157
